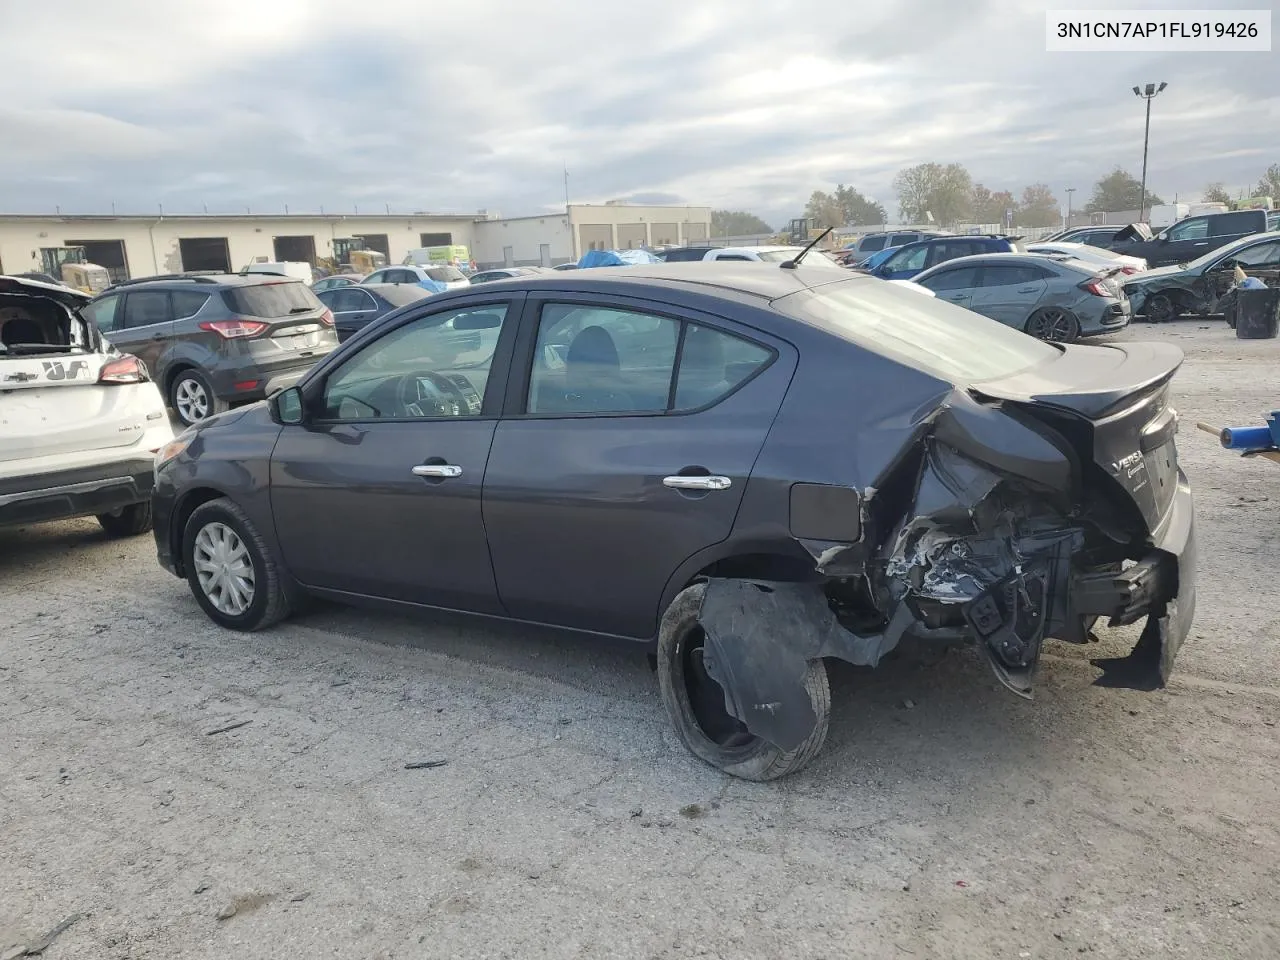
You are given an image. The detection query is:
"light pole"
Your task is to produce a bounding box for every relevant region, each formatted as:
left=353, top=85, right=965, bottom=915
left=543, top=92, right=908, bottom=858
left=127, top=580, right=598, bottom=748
left=1132, top=82, right=1167, bottom=221
left=1065, top=187, right=1075, bottom=228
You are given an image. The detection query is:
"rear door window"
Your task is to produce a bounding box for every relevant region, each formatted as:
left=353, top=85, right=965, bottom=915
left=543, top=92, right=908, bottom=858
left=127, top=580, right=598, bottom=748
left=978, top=265, right=1046, bottom=286
left=122, top=290, right=171, bottom=329
left=1211, top=211, right=1261, bottom=236
left=222, top=282, right=321, bottom=318
left=332, top=288, right=376, bottom=312
left=858, top=236, right=887, bottom=253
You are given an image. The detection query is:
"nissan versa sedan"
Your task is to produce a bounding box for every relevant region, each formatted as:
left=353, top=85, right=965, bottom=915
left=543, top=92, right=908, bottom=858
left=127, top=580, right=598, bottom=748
left=912, top=254, right=1130, bottom=342
left=151, top=265, right=1196, bottom=780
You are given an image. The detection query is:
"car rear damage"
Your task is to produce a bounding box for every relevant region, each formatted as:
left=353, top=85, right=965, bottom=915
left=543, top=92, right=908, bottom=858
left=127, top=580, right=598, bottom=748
left=692, top=339, right=1196, bottom=755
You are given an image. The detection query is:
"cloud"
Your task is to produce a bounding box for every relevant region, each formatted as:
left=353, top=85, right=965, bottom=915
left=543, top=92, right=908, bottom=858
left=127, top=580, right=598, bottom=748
left=1, top=0, right=1276, bottom=223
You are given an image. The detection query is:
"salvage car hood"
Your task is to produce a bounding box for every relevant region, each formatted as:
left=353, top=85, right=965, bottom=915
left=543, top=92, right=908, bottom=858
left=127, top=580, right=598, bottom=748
left=0, top=274, right=91, bottom=308
left=1124, top=264, right=1187, bottom=285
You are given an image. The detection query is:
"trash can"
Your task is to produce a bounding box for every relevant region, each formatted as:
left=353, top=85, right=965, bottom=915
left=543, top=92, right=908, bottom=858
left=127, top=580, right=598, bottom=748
left=1235, top=288, right=1280, bottom=339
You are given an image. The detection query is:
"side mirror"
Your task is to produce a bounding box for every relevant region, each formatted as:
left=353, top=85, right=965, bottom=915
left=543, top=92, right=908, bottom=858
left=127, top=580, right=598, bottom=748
left=875, top=264, right=892, bottom=277
left=270, top=385, right=306, bottom=425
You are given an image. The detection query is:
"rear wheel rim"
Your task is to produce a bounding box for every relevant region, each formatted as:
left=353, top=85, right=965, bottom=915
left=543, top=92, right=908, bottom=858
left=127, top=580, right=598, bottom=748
left=676, top=625, right=760, bottom=753
left=193, top=521, right=255, bottom=616
left=1148, top=295, right=1174, bottom=322
left=1031, top=309, right=1074, bottom=341
left=175, top=377, right=209, bottom=422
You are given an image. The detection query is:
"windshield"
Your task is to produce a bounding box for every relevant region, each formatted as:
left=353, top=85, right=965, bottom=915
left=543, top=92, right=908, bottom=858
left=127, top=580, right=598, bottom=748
left=222, top=281, right=322, bottom=317
left=425, top=266, right=466, bottom=282
left=775, top=278, right=1058, bottom=384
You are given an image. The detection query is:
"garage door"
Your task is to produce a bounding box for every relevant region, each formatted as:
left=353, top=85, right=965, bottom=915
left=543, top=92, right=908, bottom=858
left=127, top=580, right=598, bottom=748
left=178, top=238, right=231, bottom=273
left=651, top=223, right=678, bottom=246
left=273, top=235, right=317, bottom=265
left=579, top=224, right=613, bottom=251
left=616, top=224, right=646, bottom=249
left=355, top=234, right=390, bottom=258
left=66, top=239, right=130, bottom=284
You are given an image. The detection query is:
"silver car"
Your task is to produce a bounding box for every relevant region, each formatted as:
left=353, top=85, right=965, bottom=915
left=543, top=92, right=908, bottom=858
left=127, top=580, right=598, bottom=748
left=911, top=254, right=1130, bottom=342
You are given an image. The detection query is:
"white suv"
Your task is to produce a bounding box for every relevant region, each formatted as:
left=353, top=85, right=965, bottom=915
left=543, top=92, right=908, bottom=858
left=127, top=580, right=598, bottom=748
left=0, top=276, right=173, bottom=536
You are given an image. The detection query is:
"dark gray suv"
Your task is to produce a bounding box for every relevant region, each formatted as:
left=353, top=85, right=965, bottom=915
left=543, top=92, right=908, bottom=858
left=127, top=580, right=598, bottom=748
left=83, top=275, right=338, bottom=425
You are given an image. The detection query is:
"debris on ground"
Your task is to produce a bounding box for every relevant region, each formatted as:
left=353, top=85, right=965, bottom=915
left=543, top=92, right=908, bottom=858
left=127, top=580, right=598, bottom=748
left=22, top=913, right=82, bottom=955
left=204, top=719, right=252, bottom=736
left=404, top=760, right=448, bottom=770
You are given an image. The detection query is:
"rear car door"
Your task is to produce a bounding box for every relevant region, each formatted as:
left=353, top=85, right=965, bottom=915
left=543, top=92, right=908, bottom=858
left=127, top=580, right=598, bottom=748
left=269, top=296, right=523, bottom=611
left=113, top=289, right=175, bottom=374
left=915, top=264, right=981, bottom=309
left=968, top=264, right=1050, bottom=327
left=323, top=287, right=381, bottom=341
left=482, top=294, right=795, bottom=638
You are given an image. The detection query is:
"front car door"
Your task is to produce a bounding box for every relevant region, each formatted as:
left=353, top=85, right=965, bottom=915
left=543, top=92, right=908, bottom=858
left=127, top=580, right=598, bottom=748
left=967, top=263, right=1050, bottom=327
left=915, top=263, right=981, bottom=309
left=268, top=296, right=523, bottom=612
left=483, top=293, right=796, bottom=638
left=1151, top=216, right=1210, bottom=266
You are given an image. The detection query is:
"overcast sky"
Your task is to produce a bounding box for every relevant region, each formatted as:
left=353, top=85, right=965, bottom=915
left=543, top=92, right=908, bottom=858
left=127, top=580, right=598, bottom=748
left=1, top=0, right=1276, bottom=226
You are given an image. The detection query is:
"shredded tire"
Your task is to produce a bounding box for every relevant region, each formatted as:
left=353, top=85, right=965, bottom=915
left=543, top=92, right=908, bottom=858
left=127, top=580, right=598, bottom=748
left=657, top=582, right=831, bottom=781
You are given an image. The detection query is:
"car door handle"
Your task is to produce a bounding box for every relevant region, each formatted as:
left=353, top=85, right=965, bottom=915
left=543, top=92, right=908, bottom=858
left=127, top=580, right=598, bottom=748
left=1192, top=242, right=1209, bottom=246
left=1017, top=286, right=1039, bottom=293
left=412, top=464, right=462, bottom=478
left=663, top=475, right=731, bottom=491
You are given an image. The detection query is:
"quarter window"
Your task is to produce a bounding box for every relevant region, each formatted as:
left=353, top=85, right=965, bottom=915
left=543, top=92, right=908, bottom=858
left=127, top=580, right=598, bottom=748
left=81, top=294, right=120, bottom=332
left=171, top=291, right=209, bottom=319
left=673, top=324, right=771, bottom=410
left=319, top=304, right=508, bottom=421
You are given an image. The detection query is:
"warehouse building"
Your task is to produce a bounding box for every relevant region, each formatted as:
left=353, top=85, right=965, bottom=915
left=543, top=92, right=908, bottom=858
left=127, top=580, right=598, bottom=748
left=0, top=203, right=712, bottom=281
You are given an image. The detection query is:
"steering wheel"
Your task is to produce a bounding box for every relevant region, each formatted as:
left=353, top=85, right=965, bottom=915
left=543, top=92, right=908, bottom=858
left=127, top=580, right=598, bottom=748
left=393, top=370, right=474, bottom=418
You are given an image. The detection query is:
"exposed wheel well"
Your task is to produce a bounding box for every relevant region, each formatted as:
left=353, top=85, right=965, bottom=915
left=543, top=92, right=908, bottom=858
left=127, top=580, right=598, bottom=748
left=169, top=487, right=227, bottom=575
left=690, top=551, right=818, bottom=586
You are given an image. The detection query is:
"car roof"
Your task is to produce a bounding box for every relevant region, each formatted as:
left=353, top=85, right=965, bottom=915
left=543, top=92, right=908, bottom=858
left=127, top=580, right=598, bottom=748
left=0, top=274, right=91, bottom=305
left=413, top=262, right=859, bottom=307
left=918, top=253, right=1094, bottom=274
left=105, top=273, right=304, bottom=291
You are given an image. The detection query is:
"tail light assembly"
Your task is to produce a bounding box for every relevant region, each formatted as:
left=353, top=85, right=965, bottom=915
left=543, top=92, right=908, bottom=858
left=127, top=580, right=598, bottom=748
left=199, top=319, right=268, bottom=339
left=1079, top=279, right=1113, bottom=298
left=319, top=308, right=335, bottom=326
left=98, top=354, right=150, bottom=384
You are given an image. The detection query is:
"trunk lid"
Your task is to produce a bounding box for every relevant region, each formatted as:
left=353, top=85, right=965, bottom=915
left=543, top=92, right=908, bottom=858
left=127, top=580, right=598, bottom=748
left=972, top=341, right=1184, bottom=532
left=0, top=353, right=149, bottom=463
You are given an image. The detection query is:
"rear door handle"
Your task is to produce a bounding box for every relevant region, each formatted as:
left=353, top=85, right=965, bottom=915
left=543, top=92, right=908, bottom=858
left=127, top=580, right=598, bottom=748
left=663, top=475, right=731, bottom=491
left=1017, top=286, right=1039, bottom=293
left=1192, top=242, right=1209, bottom=246
left=412, top=464, right=462, bottom=478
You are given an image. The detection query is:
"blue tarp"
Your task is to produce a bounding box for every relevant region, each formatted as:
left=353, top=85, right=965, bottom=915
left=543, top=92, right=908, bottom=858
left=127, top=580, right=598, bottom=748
left=577, top=249, right=663, bottom=268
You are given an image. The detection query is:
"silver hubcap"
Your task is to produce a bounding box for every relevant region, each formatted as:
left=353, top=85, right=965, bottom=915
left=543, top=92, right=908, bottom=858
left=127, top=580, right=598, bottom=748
left=175, top=377, right=209, bottom=422
left=1032, top=310, right=1073, bottom=341
left=193, top=522, right=255, bottom=616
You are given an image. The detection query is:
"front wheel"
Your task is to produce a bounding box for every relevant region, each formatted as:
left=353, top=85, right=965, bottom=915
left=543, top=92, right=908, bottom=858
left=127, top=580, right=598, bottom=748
left=97, top=501, right=152, bottom=538
left=1025, top=307, right=1081, bottom=343
left=182, top=497, right=291, bottom=631
left=1144, top=293, right=1178, bottom=324
left=656, top=583, right=831, bottom=781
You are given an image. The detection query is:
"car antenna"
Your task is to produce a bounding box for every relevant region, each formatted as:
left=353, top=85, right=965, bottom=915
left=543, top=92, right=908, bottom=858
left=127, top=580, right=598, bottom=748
left=781, top=227, right=833, bottom=269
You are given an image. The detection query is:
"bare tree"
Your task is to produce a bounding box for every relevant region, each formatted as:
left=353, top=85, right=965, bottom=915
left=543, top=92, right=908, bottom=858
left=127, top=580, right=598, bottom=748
left=1202, top=182, right=1231, bottom=205
left=1017, top=183, right=1060, bottom=228
left=893, top=162, right=973, bottom=226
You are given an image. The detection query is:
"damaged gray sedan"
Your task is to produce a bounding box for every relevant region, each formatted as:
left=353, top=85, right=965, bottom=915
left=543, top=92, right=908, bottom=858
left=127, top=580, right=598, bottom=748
left=151, top=264, right=1196, bottom=781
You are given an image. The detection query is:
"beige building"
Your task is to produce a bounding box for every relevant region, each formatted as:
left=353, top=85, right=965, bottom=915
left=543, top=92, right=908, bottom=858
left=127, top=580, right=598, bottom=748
left=0, top=202, right=713, bottom=282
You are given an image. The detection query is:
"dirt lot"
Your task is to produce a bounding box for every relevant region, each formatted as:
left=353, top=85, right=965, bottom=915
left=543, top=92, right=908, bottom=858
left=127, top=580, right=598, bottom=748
left=2, top=323, right=1278, bottom=960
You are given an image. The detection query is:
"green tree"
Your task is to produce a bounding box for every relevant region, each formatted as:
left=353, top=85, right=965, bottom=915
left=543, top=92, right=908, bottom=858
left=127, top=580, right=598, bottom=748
left=710, top=210, right=773, bottom=237
left=804, top=190, right=845, bottom=229
left=893, top=162, right=973, bottom=226
left=1203, top=182, right=1231, bottom=204
left=1017, top=183, right=1060, bottom=228
left=833, top=184, right=886, bottom=226
left=1085, top=168, right=1162, bottom=213
left=1254, top=164, right=1280, bottom=198
left=971, top=183, right=1015, bottom=224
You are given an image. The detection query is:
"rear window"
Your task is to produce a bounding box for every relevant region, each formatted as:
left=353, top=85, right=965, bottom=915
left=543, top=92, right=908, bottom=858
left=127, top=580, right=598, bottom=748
left=425, top=266, right=465, bottom=282
left=858, top=236, right=888, bottom=252
left=1210, top=211, right=1263, bottom=236
left=221, top=281, right=322, bottom=317
left=775, top=278, right=1058, bottom=383
left=889, top=233, right=919, bottom=245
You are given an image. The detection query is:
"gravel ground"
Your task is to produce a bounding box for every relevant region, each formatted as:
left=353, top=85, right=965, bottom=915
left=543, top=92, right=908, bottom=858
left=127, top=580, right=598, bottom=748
left=2, top=322, right=1278, bottom=960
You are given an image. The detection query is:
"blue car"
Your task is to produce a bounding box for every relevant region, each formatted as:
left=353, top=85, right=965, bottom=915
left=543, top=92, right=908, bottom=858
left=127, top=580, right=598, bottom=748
left=362, top=264, right=470, bottom=294
left=857, top=246, right=900, bottom=273
left=871, top=235, right=1020, bottom=281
